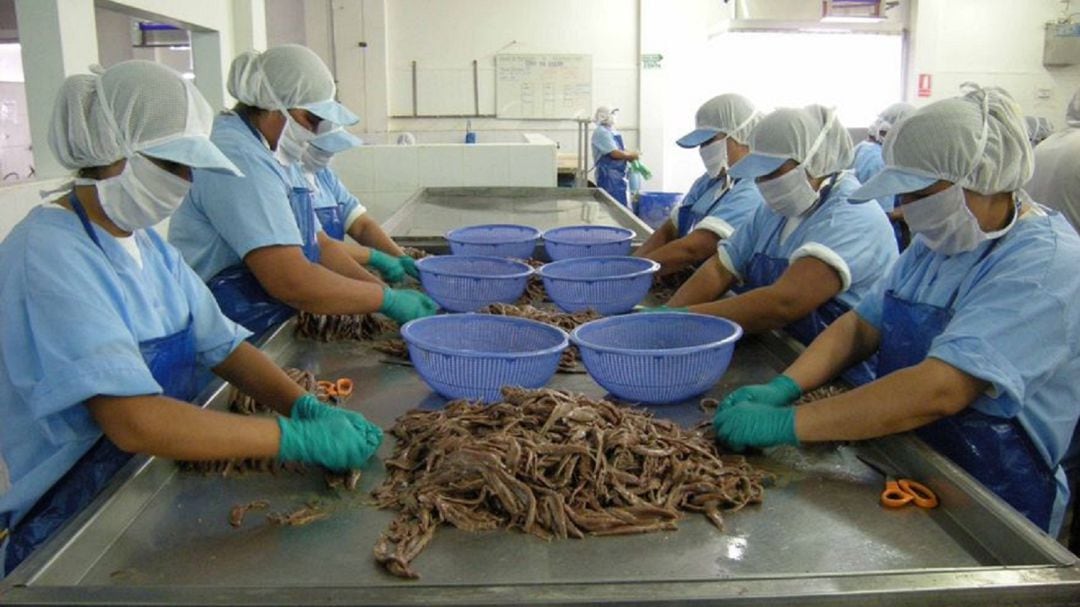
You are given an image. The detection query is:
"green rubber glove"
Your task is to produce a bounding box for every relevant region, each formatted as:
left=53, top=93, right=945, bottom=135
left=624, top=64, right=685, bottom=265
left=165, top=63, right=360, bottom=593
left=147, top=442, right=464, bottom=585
left=397, top=255, right=420, bottom=279
left=367, top=249, right=406, bottom=283
left=379, top=286, right=438, bottom=324
left=277, top=412, right=383, bottom=471
left=290, top=393, right=384, bottom=446
left=713, top=402, right=798, bottom=452
left=290, top=393, right=327, bottom=420
left=638, top=305, right=690, bottom=313
left=629, top=159, right=653, bottom=180
left=720, top=375, right=802, bottom=409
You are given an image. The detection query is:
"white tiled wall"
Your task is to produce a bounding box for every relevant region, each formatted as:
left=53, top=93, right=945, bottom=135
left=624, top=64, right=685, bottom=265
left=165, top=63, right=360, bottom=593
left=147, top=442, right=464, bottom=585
left=331, top=136, right=557, bottom=221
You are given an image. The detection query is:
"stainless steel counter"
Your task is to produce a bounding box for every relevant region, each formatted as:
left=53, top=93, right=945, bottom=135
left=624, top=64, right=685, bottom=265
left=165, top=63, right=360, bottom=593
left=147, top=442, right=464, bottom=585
left=2, top=189, right=1078, bottom=604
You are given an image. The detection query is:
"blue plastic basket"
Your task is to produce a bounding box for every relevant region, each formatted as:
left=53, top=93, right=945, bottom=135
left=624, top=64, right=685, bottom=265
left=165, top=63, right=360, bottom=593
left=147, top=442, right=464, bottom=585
left=571, top=313, right=743, bottom=404
left=542, top=225, right=636, bottom=260
left=635, top=192, right=683, bottom=229
left=537, top=256, right=659, bottom=315
left=445, top=224, right=542, bottom=259
left=401, top=314, right=568, bottom=402
left=416, top=255, right=533, bottom=312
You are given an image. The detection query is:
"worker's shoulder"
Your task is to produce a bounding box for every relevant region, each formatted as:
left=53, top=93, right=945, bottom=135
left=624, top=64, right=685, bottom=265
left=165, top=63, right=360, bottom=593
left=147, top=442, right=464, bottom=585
left=0, top=207, right=102, bottom=287
left=992, top=208, right=1080, bottom=290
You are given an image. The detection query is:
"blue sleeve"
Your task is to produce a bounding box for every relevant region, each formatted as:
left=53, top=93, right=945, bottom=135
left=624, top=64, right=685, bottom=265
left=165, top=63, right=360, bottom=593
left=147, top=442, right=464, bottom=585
left=320, top=169, right=364, bottom=225
left=794, top=201, right=897, bottom=299
left=4, top=239, right=159, bottom=444
left=718, top=203, right=766, bottom=279
left=709, top=179, right=764, bottom=229
left=174, top=252, right=252, bottom=368
left=853, top=268, right=890, bottom=330
left=592, top=128, right=618, bottom=157
left=928, top=247, right=1077, bottom=415
left=190, top=137, right=302, bottom=260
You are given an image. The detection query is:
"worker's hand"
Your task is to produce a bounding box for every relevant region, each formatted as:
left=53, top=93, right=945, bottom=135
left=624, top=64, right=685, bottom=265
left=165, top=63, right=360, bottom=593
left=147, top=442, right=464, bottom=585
left=367, top=249, right=407, bottom=283
left=713, top=402, right=798, bottom=452
left=291, top=393, right=384, bottom=443
left=629, top=151, right=641, bottom=162
left=397, top=255, right=420, bottom=279
left=379, top=286, right=438, bottom=324
left=721, top=375, right=802, bottom=409
left=637, top=305, right=689, bottom=313
left=277, top=412, right=383, bottom=471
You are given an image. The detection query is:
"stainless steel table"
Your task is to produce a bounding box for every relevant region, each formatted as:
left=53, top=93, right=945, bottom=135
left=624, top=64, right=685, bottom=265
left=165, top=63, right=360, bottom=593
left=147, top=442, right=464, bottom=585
left=3, top=188, right=1078, bottom=605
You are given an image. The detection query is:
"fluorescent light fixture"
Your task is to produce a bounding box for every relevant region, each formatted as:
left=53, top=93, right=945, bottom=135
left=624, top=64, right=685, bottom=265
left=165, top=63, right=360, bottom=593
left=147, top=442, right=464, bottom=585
left=821, top=15, right=886, bottom=23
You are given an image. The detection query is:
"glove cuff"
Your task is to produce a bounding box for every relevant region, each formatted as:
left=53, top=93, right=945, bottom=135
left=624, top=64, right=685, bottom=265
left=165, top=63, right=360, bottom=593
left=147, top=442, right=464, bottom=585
left=773, top=374, right=803, bottom=401
left=368, top=249, right=391, bottom=267
left=378, top=286, right=396, bottom=314
left=290, top=393, right=322, bottom=419
left=276, top=416, right=302, bottom=463
left=780, top=406, right=800, bottom=446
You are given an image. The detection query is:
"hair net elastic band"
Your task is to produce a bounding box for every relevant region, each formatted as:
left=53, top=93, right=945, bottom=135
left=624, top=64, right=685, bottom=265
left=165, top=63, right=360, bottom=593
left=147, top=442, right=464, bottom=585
left=802, top=108, right=837, bottom=171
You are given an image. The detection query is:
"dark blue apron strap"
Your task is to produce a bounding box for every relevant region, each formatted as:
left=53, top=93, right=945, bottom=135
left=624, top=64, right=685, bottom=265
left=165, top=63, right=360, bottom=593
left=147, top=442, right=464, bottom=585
left=67, top=192, right=106, bottom=253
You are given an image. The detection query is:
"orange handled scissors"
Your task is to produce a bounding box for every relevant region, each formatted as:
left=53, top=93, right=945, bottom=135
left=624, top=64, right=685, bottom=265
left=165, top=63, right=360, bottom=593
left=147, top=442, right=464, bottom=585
left=317, top=378, right=355, bottom=399
left=857, top=454, right=939, bottom=509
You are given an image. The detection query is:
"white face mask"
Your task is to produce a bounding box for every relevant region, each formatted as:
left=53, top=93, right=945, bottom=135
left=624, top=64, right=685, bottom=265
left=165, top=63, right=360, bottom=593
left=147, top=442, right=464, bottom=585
left=275, top=115, right=316, bottom=166
left=756, top=165, right=818, bottom=218
left=901, top=184, right=1014, bottom=255
left=84, top=154, right=191, bottom=232
left=699, top=138, right=728, bottom=178
left=302, top=144, right=334, bottom=173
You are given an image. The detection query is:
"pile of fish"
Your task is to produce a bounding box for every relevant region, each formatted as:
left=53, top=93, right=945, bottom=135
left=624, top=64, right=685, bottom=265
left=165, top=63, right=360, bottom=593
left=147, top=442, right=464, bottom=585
left=516, top=258, right=548, bottom=306
left=479, top=302, right=601, bottom=333
left=295, top=310, right=398, bottom=343
left=649, top=266, right=696, bottom=302
left=372, top=387, right=771, bottom=578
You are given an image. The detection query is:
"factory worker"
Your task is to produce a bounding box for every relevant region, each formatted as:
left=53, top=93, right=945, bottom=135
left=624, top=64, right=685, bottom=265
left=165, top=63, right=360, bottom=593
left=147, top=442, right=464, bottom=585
left=1024, top=115, right=1054, bottom=147
left=169, top=45, right=435, bottom=337
left=664, top=105, right=897, bottom=386
left=278, top=119, right=420, bottom=283
left=850, top=102, right=915, bottom=196
left=0, top=61, right=383, bottom=576
left=1026, top=89, right=1080, bottom=233
left=714, top=85, right=1080, bottom=535
left=591, top=105, right=640, bottom=205
left=634, top=94, right=764, bottom=276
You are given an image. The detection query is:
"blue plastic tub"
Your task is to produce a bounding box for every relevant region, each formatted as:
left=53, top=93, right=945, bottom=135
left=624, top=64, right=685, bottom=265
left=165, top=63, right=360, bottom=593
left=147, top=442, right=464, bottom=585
left=416, top=255, right=533, bottom=312
left=537, top=256, right=659, bottom=315
left=571, top=313, right=743, bottom=404
left=401, top=314, right=568, bottom=402
left=445, top=224, right=542, bottom=259
left=542, top=225, right=635, bottom=261
left=635, top=191, right=683, bottom=230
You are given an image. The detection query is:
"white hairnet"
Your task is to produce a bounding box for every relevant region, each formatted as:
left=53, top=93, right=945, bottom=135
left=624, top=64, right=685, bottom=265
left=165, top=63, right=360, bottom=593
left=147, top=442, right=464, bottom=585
left=49, top=60, right=218, bottom=170
left=228, top=45, right=336, bottom=111
left=693, top=94, right=761, bottom=145
left=881, top=84, right=1032, bottom=195
left=875, top=102, right=915, bottom=138
left=1024, top=115, right=1054, bottom=145
left=594, top=106, right=616, bottom=125
left=1068, top=88, right=1080, bottom=128
left=747, top=105, right=852, bottom=178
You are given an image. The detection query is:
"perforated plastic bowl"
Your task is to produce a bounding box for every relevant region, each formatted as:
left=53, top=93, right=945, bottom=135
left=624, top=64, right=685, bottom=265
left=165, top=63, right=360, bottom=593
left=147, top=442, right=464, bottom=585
left=572, top=312, right=743, bottom=404
left=416, top=255, right=533, bottom=312
left=542, top=225, right=635, bottom=260
left=445, top=224, right=542, bottom=259
left=401, top=314, right=569, bottom=402
left=537, top=256, right=659, bottom=315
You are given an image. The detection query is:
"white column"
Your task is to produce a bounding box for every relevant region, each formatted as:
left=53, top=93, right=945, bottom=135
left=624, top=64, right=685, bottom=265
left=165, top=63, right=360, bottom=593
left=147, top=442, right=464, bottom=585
left=232, top=0, right=267, bottom=52
left=15, top=0, right=99, bottom=178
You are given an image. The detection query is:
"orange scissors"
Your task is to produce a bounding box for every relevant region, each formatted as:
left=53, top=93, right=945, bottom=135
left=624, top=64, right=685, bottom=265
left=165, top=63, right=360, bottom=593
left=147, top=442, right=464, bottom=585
left=857, top=454, right=939, bottom=509
left=317, top=378, right=354, bottom=399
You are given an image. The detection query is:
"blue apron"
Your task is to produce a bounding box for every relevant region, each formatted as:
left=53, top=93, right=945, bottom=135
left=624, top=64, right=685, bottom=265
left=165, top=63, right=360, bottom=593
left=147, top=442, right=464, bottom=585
left=876, top=240, right=1056, bottom=531
left=315, top=202, right=346, bottom=241
left=677, top=176, right=731, bottom=239
left=207, top=114, right=322, bottom=338
left=596, top=132, right=629, bottom=206
left=3, top=193, right=200, bottom=575
left=743, top=176, right=876, bottom=386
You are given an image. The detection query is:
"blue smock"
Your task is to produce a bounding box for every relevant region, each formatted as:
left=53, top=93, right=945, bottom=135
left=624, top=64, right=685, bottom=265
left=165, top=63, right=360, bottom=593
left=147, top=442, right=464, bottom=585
left=671, top=174, right=763, bottom=239
left=169, top=113, right=321, bottom=337
left=592, top=124, right=628, bottom=205
left=851, top=141, right=886, bottom=192
left=718, top=172, right=898, bottom=385
left=0, top=197, right=248, bottom=574
left=855, top=202, right=1080, bottom=534
left=309, top=167, right=366, bottom=241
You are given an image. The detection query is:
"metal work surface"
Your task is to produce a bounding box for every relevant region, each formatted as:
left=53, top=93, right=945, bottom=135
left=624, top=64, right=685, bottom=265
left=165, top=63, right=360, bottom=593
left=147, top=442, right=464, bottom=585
left=3, top=321, right=1078, bottom=605
left=382, top=186, right=652, bottom=241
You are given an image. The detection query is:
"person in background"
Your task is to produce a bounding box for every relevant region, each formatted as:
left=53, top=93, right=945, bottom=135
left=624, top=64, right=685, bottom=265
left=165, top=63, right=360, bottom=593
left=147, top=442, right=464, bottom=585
left=713, top=85, right=1080, bottom=537
left=1025, top=115, right=1055, bottom=148
left=635, top=94, right=764, bottom=277
left=851, top=103, right=916, bottom=249
left=168, top=45, right=435, bottom=338
left=1027, top=90, right=1080, bottom=233
left=276, top=118, right=420, bottom=284
left=0, top=61, right=381, bottom=576
left=661, top=105, right=897, bottom=386
left=591, top=105, right=640, bottom=205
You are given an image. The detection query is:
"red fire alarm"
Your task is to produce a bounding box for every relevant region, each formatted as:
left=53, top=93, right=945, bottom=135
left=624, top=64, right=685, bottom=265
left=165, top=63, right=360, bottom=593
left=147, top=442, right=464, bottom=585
left=917, top=73, right=932, bottom=98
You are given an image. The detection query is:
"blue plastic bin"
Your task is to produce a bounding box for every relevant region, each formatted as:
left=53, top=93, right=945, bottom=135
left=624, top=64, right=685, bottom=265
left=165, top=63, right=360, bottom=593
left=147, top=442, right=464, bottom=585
left=445, top=224, right=542, bottom=259
left=537, top=256, right=659, bottom=315
left=635, top=192, right=683, bottom=230
left=401, top=314, right=568, bottom=402
left=572, top=313, right=743, bottom=404
left=416, top=255, right=533, bottom=312
left=542, top=225, right=635, bottom=261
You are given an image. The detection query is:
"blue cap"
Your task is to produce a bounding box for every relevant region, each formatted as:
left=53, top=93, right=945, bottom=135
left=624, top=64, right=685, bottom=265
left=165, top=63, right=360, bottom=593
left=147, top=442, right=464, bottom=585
left=849, top=167, right=939, bottom=203
left=676, top=127, right=721, bottom=149
left=143, top=136, right=243, bottom=176
left=302, top=99, right=360, bottom=127
left=311, top=128, right=363, bottom=153
left=728, top=152, right=790, bottom=179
